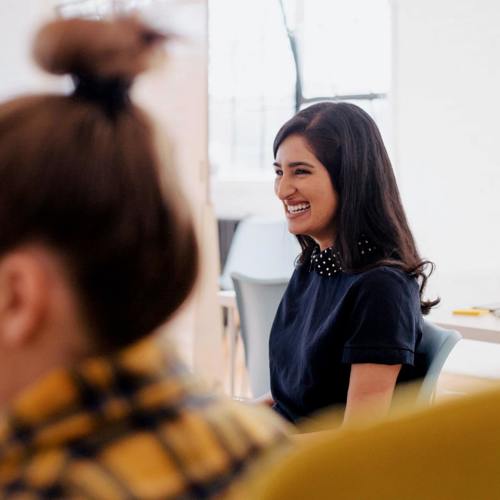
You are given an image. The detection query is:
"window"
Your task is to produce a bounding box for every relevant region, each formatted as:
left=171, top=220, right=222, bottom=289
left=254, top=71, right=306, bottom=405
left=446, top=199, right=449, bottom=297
left=208, top=0, right=295, bottom=181
left=209, top=0, right=392, bottom=184
left=297, top=0, right=392, bottom=149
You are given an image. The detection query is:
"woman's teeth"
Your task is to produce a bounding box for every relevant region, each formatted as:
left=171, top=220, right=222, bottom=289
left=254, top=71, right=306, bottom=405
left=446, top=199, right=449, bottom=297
left=287, top=203, right=311, bottom=214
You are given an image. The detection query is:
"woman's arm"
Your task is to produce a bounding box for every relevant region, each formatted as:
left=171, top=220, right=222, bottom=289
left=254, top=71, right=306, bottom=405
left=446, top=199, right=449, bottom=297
left=343, top=363, right=401, bottom=424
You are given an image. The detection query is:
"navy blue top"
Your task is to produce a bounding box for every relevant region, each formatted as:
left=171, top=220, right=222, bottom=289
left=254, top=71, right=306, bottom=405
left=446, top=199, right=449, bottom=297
left=269, top=248, right=425, bottom=423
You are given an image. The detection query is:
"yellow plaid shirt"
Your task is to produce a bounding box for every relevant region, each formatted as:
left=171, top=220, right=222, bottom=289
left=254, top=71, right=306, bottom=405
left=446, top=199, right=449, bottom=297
left=0, top=338, right=289, bottom=499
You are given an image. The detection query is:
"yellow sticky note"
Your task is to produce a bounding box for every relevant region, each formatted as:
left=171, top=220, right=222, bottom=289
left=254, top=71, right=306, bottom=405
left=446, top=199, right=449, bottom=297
left=452, top=308, right=489, bottom=316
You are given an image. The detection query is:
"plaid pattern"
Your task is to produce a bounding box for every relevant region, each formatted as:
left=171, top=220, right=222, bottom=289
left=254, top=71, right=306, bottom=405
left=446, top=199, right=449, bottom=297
left=0, top=338, right=289, bottom=499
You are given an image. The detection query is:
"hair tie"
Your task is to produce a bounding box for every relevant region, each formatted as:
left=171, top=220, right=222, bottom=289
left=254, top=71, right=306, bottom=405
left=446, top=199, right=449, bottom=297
left=71, top=74, right=131, bottom=114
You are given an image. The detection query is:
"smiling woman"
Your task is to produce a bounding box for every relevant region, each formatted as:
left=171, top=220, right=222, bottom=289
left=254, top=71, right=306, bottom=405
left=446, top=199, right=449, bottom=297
left=268, top=102, right=439, bottom=425
left=274, top=134, right=339, bottom=250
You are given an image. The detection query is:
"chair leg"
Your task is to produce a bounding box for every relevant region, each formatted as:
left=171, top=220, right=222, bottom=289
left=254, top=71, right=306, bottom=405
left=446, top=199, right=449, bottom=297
left=227, top=306, right=237, bottom=397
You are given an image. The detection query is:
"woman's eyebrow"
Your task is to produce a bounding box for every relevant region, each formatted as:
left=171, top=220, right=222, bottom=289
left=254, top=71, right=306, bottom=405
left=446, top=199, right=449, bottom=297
left=273, top=161, right=315, bottom=168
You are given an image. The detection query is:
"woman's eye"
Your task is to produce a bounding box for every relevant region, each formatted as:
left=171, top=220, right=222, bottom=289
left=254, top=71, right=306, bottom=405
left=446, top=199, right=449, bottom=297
left=274, top=169, right=283, bottom=177
left=294, top=168, right=310, bottom=175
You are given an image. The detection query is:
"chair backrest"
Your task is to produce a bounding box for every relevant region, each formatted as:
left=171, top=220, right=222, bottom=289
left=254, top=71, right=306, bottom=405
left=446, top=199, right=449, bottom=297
left=231, top=273, right=289, bottom=398
left=220, top=216, right=300, bottom=290
left=416, top=319, right=462, bottom=404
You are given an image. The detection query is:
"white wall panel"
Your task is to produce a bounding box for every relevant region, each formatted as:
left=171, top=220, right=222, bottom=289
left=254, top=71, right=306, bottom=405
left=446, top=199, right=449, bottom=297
left=393, top=0, right=500, bottom=275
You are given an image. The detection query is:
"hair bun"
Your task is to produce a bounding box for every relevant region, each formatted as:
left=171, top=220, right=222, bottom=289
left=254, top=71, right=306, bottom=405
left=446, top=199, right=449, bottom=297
left=33, top=17, right=168, bottom=81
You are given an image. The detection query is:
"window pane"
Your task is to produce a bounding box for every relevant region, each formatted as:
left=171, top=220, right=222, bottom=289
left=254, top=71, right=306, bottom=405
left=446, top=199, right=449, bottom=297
left=209, top=0, right=295, bottom=179
left=209, top=0, right=391, bottom=181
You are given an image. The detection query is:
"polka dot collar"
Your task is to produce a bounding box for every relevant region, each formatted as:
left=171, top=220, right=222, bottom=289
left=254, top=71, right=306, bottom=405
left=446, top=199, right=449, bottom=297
left=310, top=238, right=377, bottom=277
left=310, top=246, right=343, bottom=277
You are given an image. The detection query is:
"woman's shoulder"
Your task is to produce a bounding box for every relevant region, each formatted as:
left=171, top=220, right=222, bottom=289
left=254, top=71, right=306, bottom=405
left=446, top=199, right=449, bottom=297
left=355, top=265, right=415, bottom=283
left=344, top=266, right=421, bottom=328
left=349, top=266, right=419, bottom=296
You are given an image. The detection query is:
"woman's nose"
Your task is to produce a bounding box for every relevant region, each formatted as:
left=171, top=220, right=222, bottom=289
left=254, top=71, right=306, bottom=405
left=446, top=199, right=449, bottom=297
left=275, top=174, right=296, bottom=200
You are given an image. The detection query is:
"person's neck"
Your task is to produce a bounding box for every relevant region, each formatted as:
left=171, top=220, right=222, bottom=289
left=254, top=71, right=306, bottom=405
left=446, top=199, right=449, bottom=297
left=315, top=238, right=335, bottom=252
left=312, top=228, right=336, bottom=251
left=0, top=325, right=91, bottom=409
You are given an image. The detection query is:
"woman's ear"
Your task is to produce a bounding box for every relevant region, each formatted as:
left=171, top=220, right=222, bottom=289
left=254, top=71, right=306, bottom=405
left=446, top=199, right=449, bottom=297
left=0, top=251, right=47, bottom=348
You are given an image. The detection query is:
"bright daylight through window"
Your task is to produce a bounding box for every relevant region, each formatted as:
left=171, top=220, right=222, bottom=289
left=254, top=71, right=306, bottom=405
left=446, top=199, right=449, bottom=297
left=209, top=0, right=391, bottom=182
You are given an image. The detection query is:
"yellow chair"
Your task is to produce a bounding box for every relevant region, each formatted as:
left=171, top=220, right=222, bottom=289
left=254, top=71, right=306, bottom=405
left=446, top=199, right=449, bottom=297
left=242, top=385, right=500, bottom=500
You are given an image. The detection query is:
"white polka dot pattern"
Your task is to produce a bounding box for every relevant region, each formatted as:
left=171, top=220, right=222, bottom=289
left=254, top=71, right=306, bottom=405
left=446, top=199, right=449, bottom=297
left=310, top=239, right=377, bottom=278
left=310, top=246, right=342, bottom=277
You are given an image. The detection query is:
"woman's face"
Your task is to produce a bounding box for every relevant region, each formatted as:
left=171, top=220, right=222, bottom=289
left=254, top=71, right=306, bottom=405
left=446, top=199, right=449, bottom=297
left=274, top=134, right=339, bottom=250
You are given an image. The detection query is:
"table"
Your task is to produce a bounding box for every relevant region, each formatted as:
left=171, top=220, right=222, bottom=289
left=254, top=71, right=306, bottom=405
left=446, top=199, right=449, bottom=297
left=427, top=271, right=500, bottom=343
left=429, top=307, right=500, bottom=343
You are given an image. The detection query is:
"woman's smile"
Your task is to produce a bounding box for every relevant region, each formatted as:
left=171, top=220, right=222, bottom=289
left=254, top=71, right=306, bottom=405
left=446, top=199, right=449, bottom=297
left=285, top=201, right=311, bottom=218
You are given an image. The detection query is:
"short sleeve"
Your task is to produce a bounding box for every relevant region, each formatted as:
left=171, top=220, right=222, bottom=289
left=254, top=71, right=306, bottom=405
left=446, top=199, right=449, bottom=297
left=342, top=268, right=420, bottom=366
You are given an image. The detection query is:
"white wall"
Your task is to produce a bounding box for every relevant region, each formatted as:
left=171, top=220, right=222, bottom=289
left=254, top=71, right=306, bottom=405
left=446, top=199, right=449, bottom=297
left=393, top=0, right=500, bottom=276
left=0, top=0, right=56, bottom=99
left=135, top=1, right=224, bottom=388
left=211, top=179, right=283, bottom=220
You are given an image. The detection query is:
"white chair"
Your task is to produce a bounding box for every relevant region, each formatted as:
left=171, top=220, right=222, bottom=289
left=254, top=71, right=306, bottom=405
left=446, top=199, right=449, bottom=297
left=231, top=273, right=289, bottom=398
left=220, top=216, right=300, bottom=290
left=416, top=320, right=462, bottom=404
left=218, top=216, right=299, bottom=396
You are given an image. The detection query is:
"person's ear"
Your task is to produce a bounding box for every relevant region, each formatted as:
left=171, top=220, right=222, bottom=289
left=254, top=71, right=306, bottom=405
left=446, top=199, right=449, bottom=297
left=0, top=252, right=47, bottom=348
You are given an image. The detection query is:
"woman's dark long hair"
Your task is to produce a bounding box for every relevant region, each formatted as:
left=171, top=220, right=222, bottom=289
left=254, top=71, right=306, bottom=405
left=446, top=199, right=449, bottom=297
left=273, top=102, right=438, bottom=314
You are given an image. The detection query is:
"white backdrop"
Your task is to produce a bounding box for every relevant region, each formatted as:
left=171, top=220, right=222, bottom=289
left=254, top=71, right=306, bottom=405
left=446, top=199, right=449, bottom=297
left=0, top=0, right=56, bottom=99
left=393, top=0, right=500, bottom=278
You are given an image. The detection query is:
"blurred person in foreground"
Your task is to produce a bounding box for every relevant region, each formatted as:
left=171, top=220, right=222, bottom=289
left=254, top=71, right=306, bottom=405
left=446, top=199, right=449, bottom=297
left=0, top=17, right=288, bottom=499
